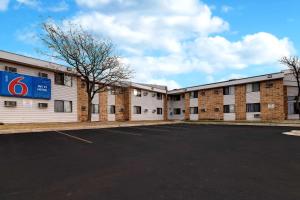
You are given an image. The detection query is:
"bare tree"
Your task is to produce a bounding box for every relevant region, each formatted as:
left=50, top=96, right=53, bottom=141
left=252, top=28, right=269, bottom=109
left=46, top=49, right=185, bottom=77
left=280, top=56, right=300, bottom=119
left=41, top=22, right=132, bottom=122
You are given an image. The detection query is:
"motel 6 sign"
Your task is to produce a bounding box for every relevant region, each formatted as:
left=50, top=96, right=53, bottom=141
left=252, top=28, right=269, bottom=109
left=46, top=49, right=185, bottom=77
left=0, top=71, right=51, bottom=100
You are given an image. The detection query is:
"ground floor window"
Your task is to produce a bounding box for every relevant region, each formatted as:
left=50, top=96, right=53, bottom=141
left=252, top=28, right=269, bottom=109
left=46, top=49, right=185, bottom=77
left=157, top=108, right=163, bottom=115
left=54, top=100, right=72, bottom=113
left=173, top=108, right=181, bottom=115
left=92, top=104, right=99, bottom=114
left=246, top=103, right=260, bottom=113
left=190, top=107, right=198, bottom=114
left=224, top=105, right=235, bottom=113
left=108, top=105, right=116, bottom=114
left=133, top=106, right=142, bottom=114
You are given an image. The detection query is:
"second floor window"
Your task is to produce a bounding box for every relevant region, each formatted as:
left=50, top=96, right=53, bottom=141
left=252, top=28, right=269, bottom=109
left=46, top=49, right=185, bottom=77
left=190, top=91, right=198, bottom=98
left=173, top=108, right=181, bottom=115
left=55, top=73, right=72, bottom=87
left=223, top=86, right=235, bottom=95
left=133, top=89, right=141, bottom=97
left=246, top=82, right=260, bottom=93
left=170, top=95, right=181, bottom=101
left=157, top=93, right=162, bottom=100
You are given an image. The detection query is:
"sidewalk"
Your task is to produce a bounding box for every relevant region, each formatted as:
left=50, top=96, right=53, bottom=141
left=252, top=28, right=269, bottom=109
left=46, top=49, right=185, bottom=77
left=0, top=121, right=181, bottom=135
left=1, top=120, right=300, bottom=135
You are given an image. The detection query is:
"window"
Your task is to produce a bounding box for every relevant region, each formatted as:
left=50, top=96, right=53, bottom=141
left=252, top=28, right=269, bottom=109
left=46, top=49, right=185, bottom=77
left=5, top=66, right=17, bottom=73
left=246, top=82, right=260, bottom=93
left=224, top=105, right=235, bottom=113
left=190, top=107, right=198, bottom=114
left=133, top=89, right=141, bottom=97
left=133, top=106, right=142, bottom=114
left=157, top=93, right=162, bottom=100
left=54, top=100, right=72, bottom=113
left=265, top=81, right=273, bottom=88
left=92, top=104, right=99, bottom=114
left=173, top=108, right=181, bottom=115
left=157, top=108, right=163, bottom=115
left=38, top=103, right=48, bottom=108
left=190, top=91, right=198, bottom=98
left=223, top=86, right=234, bottom=95
left=246, top=103, right=261, bottom=112
left=38, top=72, right=48, bottom=78
left=108, top=105, right=116, bottom=114
left=4, top=101, right=17, bottom=107
left=170, top=95, right=181, bottom=101
left=54, top=73, right=72, bottom=87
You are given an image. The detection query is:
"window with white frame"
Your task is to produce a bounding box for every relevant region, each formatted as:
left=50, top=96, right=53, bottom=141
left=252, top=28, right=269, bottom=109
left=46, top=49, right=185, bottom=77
left=223, top=86, right=235, bottom=95
left=133, top=89, right=142, bottom=97
left=54, top=73, right=72, bottom=87
left=246, top=82, right=260, bottom=93
left=224, top=105, right=235, bottom=113
left=108, top=105, right=115, bottom=114
left=173, top=108, right=181, bottom=115
left=133, top=106, right=142, bottom=114
left=190, top=91, right=198, bottom=98
left=190, top=107, right=198, bottom=114
left=54, top=100, right=72, bottom=113
left=157, top=108, right=163, bottom=115
left=246, top=103, right=260, bottom=112
left=157, top=93, right=162, bottom=100
left=92, top=104, right=99, bottom=114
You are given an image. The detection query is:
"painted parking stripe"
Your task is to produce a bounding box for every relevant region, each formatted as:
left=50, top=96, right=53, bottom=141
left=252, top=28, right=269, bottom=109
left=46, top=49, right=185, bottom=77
left=54, top=131, right=93, bottom=144
left=102, top=129, right=143, bottom=136
left=156, top=125, right=190, bottom=130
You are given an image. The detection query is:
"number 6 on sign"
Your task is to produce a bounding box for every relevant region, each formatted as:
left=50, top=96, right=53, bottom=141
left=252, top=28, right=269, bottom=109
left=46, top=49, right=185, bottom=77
left=8, top=77, right=28, bottom=96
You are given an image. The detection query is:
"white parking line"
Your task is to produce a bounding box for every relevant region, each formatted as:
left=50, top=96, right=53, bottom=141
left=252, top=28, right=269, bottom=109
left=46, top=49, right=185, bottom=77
left=157, top=125, right=190, bottom=130
left=130, top=126, right=171, bottom=132
left=54, top=131, right=93, bottom=144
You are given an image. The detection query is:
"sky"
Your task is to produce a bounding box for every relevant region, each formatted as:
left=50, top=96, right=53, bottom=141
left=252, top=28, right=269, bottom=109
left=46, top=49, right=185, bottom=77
left=0, top=0, right=299, bottom=89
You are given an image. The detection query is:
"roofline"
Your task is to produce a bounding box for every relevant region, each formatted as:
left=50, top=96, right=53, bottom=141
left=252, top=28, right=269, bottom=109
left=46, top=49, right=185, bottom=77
left=168, top=71, right=285, bottom=94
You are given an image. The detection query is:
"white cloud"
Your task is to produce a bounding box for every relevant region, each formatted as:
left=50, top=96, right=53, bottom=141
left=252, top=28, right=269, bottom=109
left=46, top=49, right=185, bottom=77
left=16, top=0, right=39, bottom=8
left=0, top=0, right=9, bottom=11
left=48, top=1, right=68, bottom=12
left=221, top=5, right=233, bottom=13
left=53, top=0, right=296, bottom=87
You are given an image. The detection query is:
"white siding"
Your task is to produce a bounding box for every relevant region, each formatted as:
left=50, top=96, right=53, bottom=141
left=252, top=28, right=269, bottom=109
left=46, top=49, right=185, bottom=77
left=0, top=63, right=78, bottom=123
left=224, top=95, right=235, bottom=105
left=107, top=93, right=116, bottom=121
left=91, top=93, right=99, bottom=121
left=224, top=113, right=236, bottom=121
left=189, top=114, right=198, bottom=120
left=246, top=113, right=261, bottom=121
left=168, top=96, right=185, bottom=120
left=189, top=98, right=198, bottom=121
left=131, top=90, right=164, bottom=121
left=246, top=92, right=260, bottom=103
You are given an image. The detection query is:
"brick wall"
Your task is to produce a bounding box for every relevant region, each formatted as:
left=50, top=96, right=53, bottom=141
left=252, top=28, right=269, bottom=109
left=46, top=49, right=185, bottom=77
left=163, top=94, right=168, bottom=121
left=115, top=87, right=130, bottom=121
left=235, top=85, right=246, bottom=120
left=99, top=90, right=108, bottom=121
left=184, top=92, right=190, bottom=120
left=260, top=79, right=285, bottom=120
left=198, top=88, right=223, bottom=120
left=77, top=78, right=88, bottom=122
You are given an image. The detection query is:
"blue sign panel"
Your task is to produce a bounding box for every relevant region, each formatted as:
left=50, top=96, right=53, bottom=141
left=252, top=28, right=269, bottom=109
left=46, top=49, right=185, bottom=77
left=0, top=71, right=51, bottom=99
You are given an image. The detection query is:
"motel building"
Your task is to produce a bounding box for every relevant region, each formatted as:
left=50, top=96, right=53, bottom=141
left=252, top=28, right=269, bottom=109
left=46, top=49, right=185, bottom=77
left=0, top=50, right=299, bottom=124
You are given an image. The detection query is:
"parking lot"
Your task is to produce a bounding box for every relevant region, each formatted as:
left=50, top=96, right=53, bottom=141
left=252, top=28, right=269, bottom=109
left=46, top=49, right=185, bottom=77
left=1, top=124, right=300, bottom=200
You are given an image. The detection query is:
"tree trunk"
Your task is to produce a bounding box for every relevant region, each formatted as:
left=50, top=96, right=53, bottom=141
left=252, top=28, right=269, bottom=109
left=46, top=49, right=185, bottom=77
left=87, top=94, right=92, bottom=122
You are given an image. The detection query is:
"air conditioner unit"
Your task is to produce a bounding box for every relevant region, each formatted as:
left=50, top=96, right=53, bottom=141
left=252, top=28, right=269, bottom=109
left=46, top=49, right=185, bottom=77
left=38, top=72, right=48, bottom=78
left=38, top=103, right=48, bottom=108
left=143, top=91, right=148, bottom=96
left=4, top=101, right=17, bottom=107
left=254, top=114, right=261, bottom=118
left=267, top=74, right=272, bottom=78
left=152, top=93, right=156, bottom=97
left=201, top=108, right=206, bottom=112
left=152, top=109, right=156, bottom=113
left=119, top=108, right=124, bottom=112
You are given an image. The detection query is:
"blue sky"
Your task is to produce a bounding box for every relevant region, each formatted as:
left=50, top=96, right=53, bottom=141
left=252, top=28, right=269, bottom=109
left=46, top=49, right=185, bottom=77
left=0, top=0, right=299, bottom=89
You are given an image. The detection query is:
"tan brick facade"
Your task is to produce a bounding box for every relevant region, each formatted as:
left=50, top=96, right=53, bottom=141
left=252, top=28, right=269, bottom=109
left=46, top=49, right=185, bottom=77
left=163, top=94, right=168, bottom=121
left=77, top=78, right=89, bottom=122
left=198, top=88, right=223, bottom=120
left=260, top=79, right=285, bottom=120
left=115, top=87, right=131, bottom=121
left=235, top=85, right=246, bottom=120
left=184, top=92, right=190, bottom=120
left=99, top=90, right=108, bottom=121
